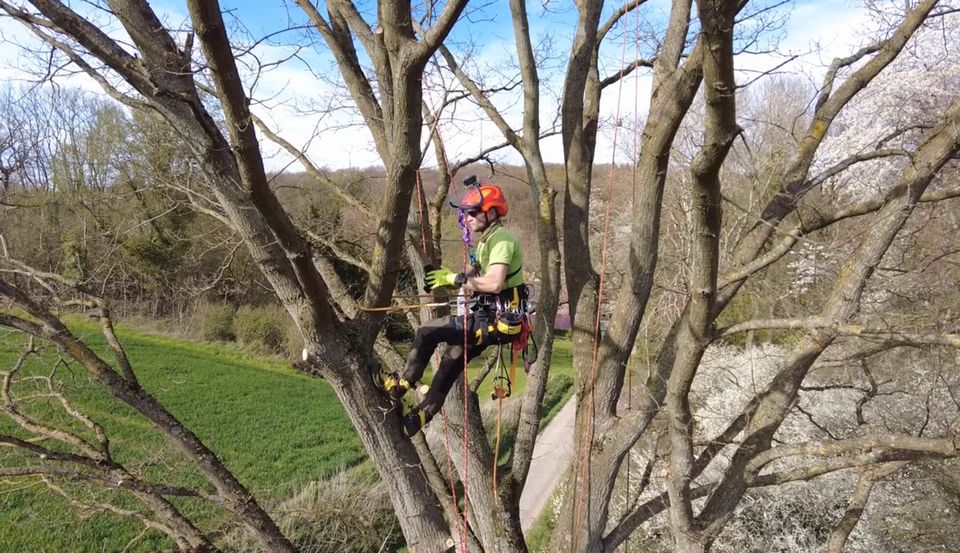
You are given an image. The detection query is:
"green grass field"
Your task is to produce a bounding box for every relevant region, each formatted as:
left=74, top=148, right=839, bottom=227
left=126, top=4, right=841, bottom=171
left=0, top=321, right=574, bottom=552
left=0, top=321, right=364, bottom=552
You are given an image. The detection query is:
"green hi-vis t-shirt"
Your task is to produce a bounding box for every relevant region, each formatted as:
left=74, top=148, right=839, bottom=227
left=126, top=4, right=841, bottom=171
left=474, top=223, right=524, bottom=289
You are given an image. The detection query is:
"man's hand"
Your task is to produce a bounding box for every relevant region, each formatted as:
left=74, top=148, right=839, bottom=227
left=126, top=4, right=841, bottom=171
left=425, top=267, right=465, bottom=290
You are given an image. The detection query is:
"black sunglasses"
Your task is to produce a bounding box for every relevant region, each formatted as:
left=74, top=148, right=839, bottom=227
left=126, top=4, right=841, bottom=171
left=465, top=208, right=482, bottom=217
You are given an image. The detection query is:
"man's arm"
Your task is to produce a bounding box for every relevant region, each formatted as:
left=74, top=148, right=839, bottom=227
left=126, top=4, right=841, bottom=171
left=463, top=263, right=508, bottom=294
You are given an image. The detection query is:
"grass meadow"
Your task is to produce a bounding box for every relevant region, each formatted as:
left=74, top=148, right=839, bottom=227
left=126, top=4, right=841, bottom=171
left=0, top=320, right=574, bottom=551
left=0, top=321, right=363, bottom=552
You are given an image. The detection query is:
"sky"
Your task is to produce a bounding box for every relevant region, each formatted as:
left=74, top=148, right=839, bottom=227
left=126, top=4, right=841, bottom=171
left=0, top=0, right=875, bottom=172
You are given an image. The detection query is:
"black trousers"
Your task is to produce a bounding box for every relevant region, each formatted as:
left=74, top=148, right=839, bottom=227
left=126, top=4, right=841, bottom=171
left=402, top=311, right=498, bottom=417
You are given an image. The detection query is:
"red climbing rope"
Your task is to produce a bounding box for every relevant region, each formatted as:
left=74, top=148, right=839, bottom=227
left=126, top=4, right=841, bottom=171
left=570, top=2, right=637, bottom=549
left=459, top=221, right=471, bottom=552
left=421, top=60, right=471, bottom=551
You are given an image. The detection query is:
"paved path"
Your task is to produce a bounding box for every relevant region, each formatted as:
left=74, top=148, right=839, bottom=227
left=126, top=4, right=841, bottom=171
left=518, top=396, right=577, bottom=532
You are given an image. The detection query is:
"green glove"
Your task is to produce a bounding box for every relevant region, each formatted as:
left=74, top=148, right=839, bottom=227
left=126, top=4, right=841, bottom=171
left=425, top=267, right=465, bottom=290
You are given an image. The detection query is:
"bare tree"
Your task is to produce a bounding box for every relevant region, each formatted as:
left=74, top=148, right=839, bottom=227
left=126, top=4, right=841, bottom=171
left=0, top=1, right=478, bottom=551
left=548, top=1, right=960, bottom=551
left=2, top=1, right=960, bottom=552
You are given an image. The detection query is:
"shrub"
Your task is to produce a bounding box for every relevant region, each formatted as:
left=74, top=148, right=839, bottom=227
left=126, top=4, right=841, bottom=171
left=234, top=305, right=292, bottom=355
left=223, top=471, right=402, bottom=553
left=194, top=302, right=236, bottom=342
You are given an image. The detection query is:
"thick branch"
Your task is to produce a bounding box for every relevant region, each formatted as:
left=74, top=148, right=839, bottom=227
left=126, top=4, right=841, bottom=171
left=189, top=0, right=338, bottom=347
left=721, top=0, right=941, bottom=309
left=3, top=0, right=148, bottom=91
left=412, top=0, right=469, bottom=62
left=719, top=183, right=960, bottom=287
left=718, top=317, right=960, bottom=349
left=0, top=278, right=297, bottom=553
left=826, top=462, right=906, bottom=553
left=295, top=0, right=388, bottom=156
left=599, top=58, right=654, bottom=89
left=747, top=435, right=959, bottom=473
left=0, top=463, right=214, bottom=500
left=599, top=0, right=649, bottom=41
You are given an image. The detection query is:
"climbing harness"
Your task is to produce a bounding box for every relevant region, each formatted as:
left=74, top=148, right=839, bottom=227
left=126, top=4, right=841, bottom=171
left=488, top=285, right=537, bottom=492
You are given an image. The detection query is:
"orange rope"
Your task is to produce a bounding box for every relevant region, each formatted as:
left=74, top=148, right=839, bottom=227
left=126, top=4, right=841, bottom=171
left=422, top=55, right=470, bottom=551
left=418, top=164, right=467, bottom=550
left=625, top=7, right=642, bottom=550
left=492, top=345, right=514, bottom=492
left=439, top=408, right=466, bottom=546
left=492, top=391, right=504, bottom=491
left=358, top=301, right=453, bottom=312
left=570, top=4, right=634, bottom=549
left=459, top=248, right=471, bottom=552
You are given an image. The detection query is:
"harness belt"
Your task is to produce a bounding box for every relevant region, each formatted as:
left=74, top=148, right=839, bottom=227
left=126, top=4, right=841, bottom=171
left=475, top=283, right=527, bottom=311
left=473, top=284, right=529, bottom=345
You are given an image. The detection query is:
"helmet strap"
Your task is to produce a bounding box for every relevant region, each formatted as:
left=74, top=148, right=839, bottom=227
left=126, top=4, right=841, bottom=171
left=477, top=216, right=502, bottom=240
left=477, top=210, right=490, bottom=231
left=477, top=209, right=501, bottom=233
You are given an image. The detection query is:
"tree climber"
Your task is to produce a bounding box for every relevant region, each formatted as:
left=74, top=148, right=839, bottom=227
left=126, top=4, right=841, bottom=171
left=381, top=182, right=528, bottom=437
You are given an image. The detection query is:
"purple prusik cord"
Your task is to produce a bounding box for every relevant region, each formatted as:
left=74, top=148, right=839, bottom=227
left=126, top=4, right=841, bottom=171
left=457, top=209, right=478, bottom=266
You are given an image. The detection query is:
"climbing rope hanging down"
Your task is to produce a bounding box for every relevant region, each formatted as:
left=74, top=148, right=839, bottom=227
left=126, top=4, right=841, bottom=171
left=570, top=0, right=640, bottom=549
left=423, top=74, right=471, bottom=550
left=369, top=73, right=538, bottom=551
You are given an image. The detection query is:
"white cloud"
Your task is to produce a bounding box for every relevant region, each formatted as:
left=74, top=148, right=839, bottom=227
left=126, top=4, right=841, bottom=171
left=743, top=0, right=872, bottom=74
left=0, top=1, right=883, bottom=172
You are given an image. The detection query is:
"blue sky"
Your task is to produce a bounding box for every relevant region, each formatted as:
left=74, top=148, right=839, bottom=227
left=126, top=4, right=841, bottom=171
left=221, top=0, right=872, bottom=171
left=0, top=0, right=873, bottom=171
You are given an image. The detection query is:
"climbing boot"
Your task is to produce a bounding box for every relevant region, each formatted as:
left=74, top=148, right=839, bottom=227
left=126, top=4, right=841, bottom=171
left=380, top=371, right=410, bottom=402
left=401, top=407, right=430, bottom=437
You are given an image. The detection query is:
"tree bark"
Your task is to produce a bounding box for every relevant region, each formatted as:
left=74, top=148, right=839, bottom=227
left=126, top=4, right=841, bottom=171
left=665, top=2, right=739, bottom=550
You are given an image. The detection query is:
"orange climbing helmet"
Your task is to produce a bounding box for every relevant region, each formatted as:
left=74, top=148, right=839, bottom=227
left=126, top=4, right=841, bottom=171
left=450, top=184, right=509, bottom=217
